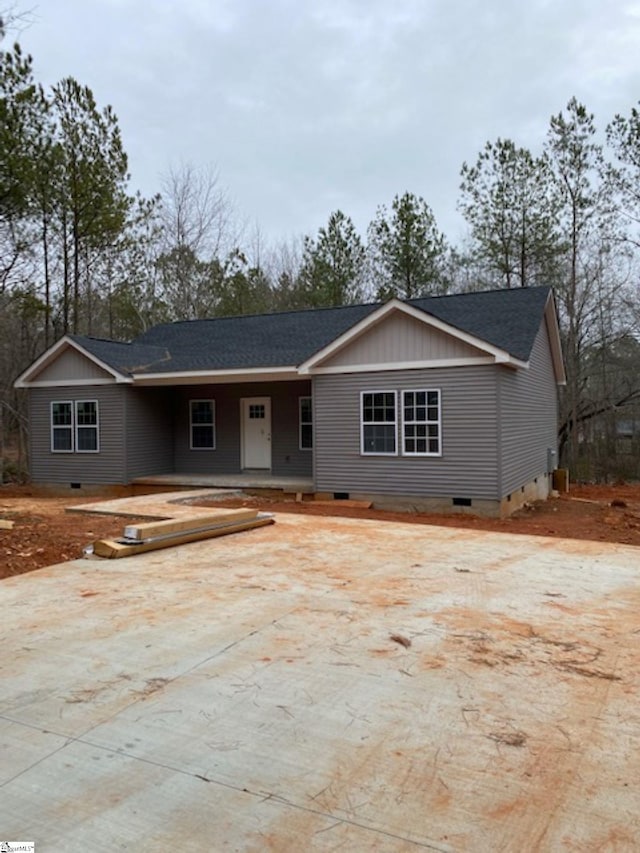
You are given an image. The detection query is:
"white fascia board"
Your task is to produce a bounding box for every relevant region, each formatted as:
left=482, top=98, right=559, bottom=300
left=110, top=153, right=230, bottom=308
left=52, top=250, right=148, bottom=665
left=298, top=300, right=403, bottom=372
left=308, top=356, right=500, bottom=374
left=132, top=366, right=299, bottom=386
left=297, top=298, right=518, bottom=373
left=14, top=336, right=130, bottom=388
left=16, top=378, right=125, bottom=388
left=544, top=291, right=567, bottom=385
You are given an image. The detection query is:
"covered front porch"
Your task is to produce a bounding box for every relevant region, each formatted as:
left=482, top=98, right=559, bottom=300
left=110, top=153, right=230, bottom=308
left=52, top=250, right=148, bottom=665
left=131, top=471, right=315, bottom=496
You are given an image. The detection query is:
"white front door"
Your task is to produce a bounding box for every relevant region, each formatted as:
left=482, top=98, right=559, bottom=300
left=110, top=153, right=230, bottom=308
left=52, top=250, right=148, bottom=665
left=241, top=397, right=271, bottom=469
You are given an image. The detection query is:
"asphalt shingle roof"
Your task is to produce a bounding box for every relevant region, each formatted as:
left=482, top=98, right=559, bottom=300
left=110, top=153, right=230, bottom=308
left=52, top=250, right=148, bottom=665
left=409, top=285, right=551, bottom=363
left=69, top=337, right=170, bottom=374
left=70, top=286, right=552, bottom=377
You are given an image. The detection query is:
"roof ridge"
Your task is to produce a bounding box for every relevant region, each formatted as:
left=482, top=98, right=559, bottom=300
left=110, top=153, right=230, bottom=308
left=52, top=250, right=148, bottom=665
left=146, top=300, right=383, bottom=328
left=70, top=334, right=135, bottom=345
left=410, top=284, right=550, bottom=302
left=142, top=285, right=552, bottom=330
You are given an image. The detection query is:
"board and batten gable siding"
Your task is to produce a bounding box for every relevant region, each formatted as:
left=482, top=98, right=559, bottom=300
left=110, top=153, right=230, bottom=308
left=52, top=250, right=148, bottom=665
left=321, top=310, right=487, bottom=368
left=29, top=346, right=114, bottom=382
left=29, top=385, right=127, bottom=484
left=313, top=366, right=499, bottom=499
left=171, top=380, right=312, bottom=478
left=124, top=387, right=175, bottom=480
left=498, top=319, right=558, bottom=498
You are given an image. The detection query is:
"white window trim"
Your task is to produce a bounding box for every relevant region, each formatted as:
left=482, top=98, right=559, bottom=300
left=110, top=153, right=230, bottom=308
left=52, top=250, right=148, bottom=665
left=299, top=396, right=313, bottom=451
left=360, top=390, right=398, bottom=456
left=401, top=389, right=442, bottom=457
left=75, top=400, right=100, bottom=454
left=189, top=399, right=216, bottom=450
left=51, top=400, right=74, bottom=453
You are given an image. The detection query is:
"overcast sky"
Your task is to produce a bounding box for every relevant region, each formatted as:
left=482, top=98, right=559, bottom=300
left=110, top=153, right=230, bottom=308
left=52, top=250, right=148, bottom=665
left=13, top=0, right=640, bottom=247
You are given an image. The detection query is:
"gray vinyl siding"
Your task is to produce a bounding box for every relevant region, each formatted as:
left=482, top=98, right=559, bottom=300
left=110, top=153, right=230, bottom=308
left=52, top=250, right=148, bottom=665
left=323, top=311, right=486, bottom=368
left=124, top=387, right=174, bottom=480
left=313, top=367, right=499, bottom=499
left=29, top=386, right=127, bottom=484
left=33, top=347, right=113, bottom=381
left=499, top=321, right=558, bottom=497
left=172, top=380, right=312, bottom=478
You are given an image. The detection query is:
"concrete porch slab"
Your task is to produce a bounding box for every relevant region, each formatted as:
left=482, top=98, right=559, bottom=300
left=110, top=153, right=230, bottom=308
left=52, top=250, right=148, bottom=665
left=1, top=514, right=639, bottom=851
left=132, top=472, right=314, bottom=493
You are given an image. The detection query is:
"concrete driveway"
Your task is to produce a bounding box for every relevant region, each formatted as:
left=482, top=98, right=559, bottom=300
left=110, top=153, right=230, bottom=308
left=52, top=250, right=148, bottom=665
left=1, top=512, right=639, bottom=852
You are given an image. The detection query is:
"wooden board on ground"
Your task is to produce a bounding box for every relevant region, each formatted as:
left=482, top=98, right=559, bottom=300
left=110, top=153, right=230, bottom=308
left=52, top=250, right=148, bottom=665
left=123, top=508, right=258, bottom=540
left=93, top=516, right=274, bottom=559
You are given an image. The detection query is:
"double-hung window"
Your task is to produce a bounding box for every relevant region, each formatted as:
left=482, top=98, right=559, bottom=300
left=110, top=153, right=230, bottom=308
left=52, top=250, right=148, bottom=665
left=299, top=396, right=313, bottom=450
left=75, top=401, right=99, bottom=451
left=361, top=391, right=397, bottom=455
left=360, top=389, right=442, bottom=456
left=402, top=390, right=441, bottom=456
left=51, top=402, right=73, bottom=452
left=190, top=400, right=216, bottom=449
left=51, top=400, right=99, bottom=453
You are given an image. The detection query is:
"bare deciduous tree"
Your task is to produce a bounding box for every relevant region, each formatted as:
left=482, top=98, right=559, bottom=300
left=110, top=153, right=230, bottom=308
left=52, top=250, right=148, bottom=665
left=158, top=162, right=238, bottom=259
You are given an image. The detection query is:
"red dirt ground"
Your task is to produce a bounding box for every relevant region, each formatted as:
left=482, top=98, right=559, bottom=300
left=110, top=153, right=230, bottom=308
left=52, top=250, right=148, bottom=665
left=1, top=483, right=639, bottom=580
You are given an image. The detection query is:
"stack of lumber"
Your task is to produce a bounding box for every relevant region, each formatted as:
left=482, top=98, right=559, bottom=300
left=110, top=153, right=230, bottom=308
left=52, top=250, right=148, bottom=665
left=93, top=508, right=273, bottom=559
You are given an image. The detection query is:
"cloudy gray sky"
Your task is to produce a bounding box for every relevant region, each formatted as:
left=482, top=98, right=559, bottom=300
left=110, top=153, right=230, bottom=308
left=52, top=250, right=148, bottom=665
left=15, top=0, right=640, bottom=246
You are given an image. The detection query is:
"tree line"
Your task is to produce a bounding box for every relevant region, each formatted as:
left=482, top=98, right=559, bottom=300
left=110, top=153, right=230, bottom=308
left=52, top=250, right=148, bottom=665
left=1, top=24, right=639, bottom=482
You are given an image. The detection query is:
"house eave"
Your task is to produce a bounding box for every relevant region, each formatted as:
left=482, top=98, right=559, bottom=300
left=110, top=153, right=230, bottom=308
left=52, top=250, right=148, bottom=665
left=131, top=366, right=301, bottom=386
left=14, top=378, right=131, bottom=388
left=306, top=355, right=527, bottom=375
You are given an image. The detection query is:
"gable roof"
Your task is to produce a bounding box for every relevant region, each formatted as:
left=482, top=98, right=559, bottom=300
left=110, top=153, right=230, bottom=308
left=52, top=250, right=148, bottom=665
left=409, top=286, right=550, bottom=363
left=15, top=286, right=564, bottom=386
left=131, top=302, right=378, bottom=372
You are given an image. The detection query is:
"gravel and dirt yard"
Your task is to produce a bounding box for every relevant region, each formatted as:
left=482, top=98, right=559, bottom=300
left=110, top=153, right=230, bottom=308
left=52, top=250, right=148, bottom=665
left=1, top=482, right=639, bottom=578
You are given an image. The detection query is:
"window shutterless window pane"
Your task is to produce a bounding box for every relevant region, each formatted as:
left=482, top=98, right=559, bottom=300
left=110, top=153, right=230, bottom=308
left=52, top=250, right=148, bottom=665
left=77, top=426, right=98, bottom=451
left=51, top=402, right=73, bottom=452
left=191, top=401, right=213, bottom=423
left=76, top=401, right=97, bottom=425
left=192, top=425, right=214, bottom=447
left=75, top=401, right=99, bottom=453
left=363, top=424, right=396, bottom=453
left=52, top=402, right=72, bottom=425
left=402, top=389, right=440, bottom=456
left=190, top=400, right=215, bottom=449
left=300, top=424, right=312, bottom=449
left=52, top=426, right=73, bottom=451
left=300, top=398, right=312, bottom=422
left=361, top=392, right=397, bottom=454
left=299, top=397, right=313, bottom=450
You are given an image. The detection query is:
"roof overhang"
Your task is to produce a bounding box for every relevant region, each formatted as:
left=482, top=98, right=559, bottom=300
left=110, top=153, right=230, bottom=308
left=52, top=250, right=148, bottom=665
left=14, top=336, right=132, bottom=388
left=131, top=366, right=301, bottom=386
left=298, top=298, right=528, bottom=373
left=544, top=291, right=567, bottom=385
